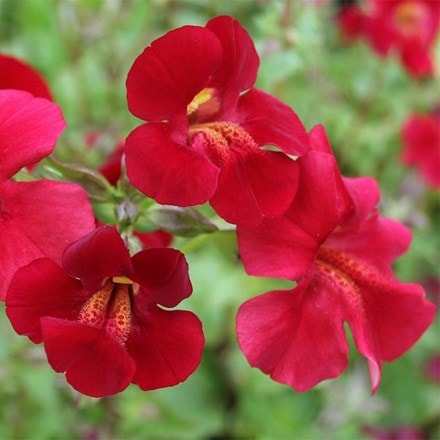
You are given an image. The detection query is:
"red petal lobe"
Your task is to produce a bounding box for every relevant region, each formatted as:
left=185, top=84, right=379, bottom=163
left=128, top=307, right=204, bottom=390
left=42, top=317, right=136, bottom=398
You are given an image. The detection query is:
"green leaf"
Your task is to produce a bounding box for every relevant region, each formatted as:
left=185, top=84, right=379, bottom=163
left=42, top=156, right=113, bottom=201
left=147, top=205, right=219, bottom=237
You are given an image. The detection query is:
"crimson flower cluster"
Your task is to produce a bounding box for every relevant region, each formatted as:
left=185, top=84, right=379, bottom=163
left=338, top=0, right=440, bottom=77
left=1, top=15, right=436, bottom=398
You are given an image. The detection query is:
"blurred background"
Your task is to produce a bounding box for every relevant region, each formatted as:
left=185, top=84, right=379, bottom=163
left=0, top=0, right=438, bottom=438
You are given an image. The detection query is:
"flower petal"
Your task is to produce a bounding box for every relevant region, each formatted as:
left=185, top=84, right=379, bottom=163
left=237, top=88, right=309, bottom=156
left=238, top=215, right=318, bottom=279
left=0, top=54, right=52, bottom=99
left=236, top=282, right=349, bottom=393
left=126, top=25, right=222, bottom=122
left=128, top=307, right=204, bottom=390
left=349, top=278, right=436, bottom=392
left=41, top=317, right=136, bottom=397
left=62, top=226, right=132, bottom=292
left=6, top=258, right=86, bottom=343
left=0, top=180, right=95, bottom=300
left=125, top=122, right=220, bottom=206
left=237, top=150, right=352, bottom=279
left=210, top=150, right=299, bottom=226
left=131, top=248, right=192, bottom=308
left=205, top=15, right=259, bottom=106
left=0, top=90, right=65, bottom=181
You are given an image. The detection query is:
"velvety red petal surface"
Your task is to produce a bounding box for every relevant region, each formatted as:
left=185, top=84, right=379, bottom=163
left=135, top=229, right=173, bottom=249
left=127, top=307, right=204, bottom=390
left=131, top=248, right=192, bottom=308
left=236, top=282, right=349, bottom=392
left=41, top=317, right=136, bottom=397
left=327, top=177, right=412, bottom=277
left=341, top=265, right=436, bottom=392
left=6, top=258, right=86, bottom=343
left=210, top=150, right=299, bottom=226
left=0, top=54, right=52, bottom=99
left=401, top=114, right=440, bottom=188
left=327, top=215, right=412, bottom=278
left=237, top=88, right=310, bottom=156
left=0, top=180, right=95, bottom=300
left=125, top=122, right=220, bottom=206
left=99, top=141, right=123, bottom=185
left=0, top=90, right=65, bottom=181
left=340, top=177, right=380, bottom=229
left=62, top=226, right=132, bottom=292
left=237, top=150, right=352, bottom=279
left=205, top=15, right=259, bottom=107
left=308, top=124, right=333, bottom=154
left=126, top=25, right=222, bottom=122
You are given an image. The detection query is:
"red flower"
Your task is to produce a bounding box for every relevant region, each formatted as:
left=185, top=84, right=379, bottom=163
left=125, top=15, right=309, bottom=226
left=0, top=90, right=96, bottom=299
left=401, top=111, right=440, bottom=188
left=6, top=226, right=203, bottom=397
left=338, top=0, right=440, bottom=77
left=236, top=126, right=436, bottom=392
left=0, top=53, right=53, bottom=100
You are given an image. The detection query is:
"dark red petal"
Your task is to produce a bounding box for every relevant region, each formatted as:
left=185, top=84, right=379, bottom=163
left=341, top=177, right=380, bottom=229
left=205, top=16, right=259, bottom=104
left=401, top=114, right=440, bottom=188
left=41, top=317, right=136, bottom=398
left=6, top=259, right=86, bottom=343
left=99, top=141, right=123, bottom=185
left=126, top=26, right=222, bottom=122
left=0, top=90, right=65, bottom=181
left=308, top=124, right=333, bottom=154
left=135, top=229, right=173, bottom=249
left=62, top=226, right=132, bottom=292
left=210, top=150, right=299, bottom=226
left=238, top=215, right=318, bottom=279
left=356, top=280, right=436, bottom=364
left=237, top=151, right=352, bottom=279
left=327, top=177, right=411, bottom=277
left=237, top=88, right=310, bottom=156
left=337, top=5, right=367, bottom=41
left=400, top=39, right=434, bottom=78
left=0, top=54, right=52, bottom=100
left=343, top=279, right=435, bottom=393
left=290, top=151, right=353, bottom=239
left=131, top=248, right=192, bottom=308
left=0, top=180, right=95, bottom=300
left=125, top=122, right=219, bottom=206
left=236, top=283, right=349, bottom=392
left=326, top=215, right=412, bottom=277
left=127, top=307, right=204, bottom=390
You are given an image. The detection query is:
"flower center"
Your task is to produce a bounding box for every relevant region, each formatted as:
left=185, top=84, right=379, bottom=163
left=315, top=247, right=385, bottom=308
left=187, top=87, right=220, bottom=121
left=393, top=1, right=430, bottom=38
left=78, top=277, right=135, bottom=344
left=189, top=121, right=258, bottom=166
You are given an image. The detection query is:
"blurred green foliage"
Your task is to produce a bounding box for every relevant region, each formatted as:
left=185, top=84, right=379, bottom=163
left=0, top=0, right=439, bottom=439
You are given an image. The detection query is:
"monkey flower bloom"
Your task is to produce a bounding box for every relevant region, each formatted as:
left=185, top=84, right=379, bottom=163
left=125, top=15, right=309, bottom=226
left=236, top=125, right=436, bottom=392
left=6, top=226, right=204, bottom=397
left=338, top=0, right=440, bottom=77
left=401, top=110, right=440, bottom=189
left=0, top=53, right=53, bottom=99
left=0, top=89, right=95, bottom=299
